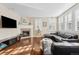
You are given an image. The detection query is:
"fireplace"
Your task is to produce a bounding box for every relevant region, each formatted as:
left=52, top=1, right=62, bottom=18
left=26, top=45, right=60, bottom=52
left=20, top=28, right=31, bottom=38
left=19, top=26, right=33, bottom=41
left=22, top=31, right=30, bottom=37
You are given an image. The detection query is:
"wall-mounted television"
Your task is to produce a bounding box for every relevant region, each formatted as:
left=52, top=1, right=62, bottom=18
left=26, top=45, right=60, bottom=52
left=1, top=16, right=17, bottom=28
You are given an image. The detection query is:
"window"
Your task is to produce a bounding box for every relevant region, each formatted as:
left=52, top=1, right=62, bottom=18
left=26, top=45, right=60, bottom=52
left=58, top=13, right=73, bottom=31
left=75, top=8, right=79, bottom=31
left=67, top=13, right=73, bottom=30
left=64, top=15, right=68, bottom=30
left=35, top=18, right=42, bottom=31
left=77, top=21, right=79, bottom=30
left=58, top=16, right=64, bottom=30
left=47, top=17, right=56, bottom=32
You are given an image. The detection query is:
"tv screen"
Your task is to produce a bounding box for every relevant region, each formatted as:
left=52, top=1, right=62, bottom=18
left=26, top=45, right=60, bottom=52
left=1, top=16, right=17, bottom=28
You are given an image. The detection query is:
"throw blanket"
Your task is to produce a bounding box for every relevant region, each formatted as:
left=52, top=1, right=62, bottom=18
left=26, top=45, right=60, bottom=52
left=41, top=38, right=53, bottom=55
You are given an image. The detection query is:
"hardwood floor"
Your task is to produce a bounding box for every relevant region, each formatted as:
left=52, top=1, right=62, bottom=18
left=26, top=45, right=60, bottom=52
left=0, top=37, right=43, bottom=55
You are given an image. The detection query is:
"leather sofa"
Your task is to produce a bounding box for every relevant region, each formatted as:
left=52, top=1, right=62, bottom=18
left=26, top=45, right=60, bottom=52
left=44, top=32, right=79, bottom=42
left=51, top=41, right=79, bottom=55
left=42, top=32, right=79, bottom=55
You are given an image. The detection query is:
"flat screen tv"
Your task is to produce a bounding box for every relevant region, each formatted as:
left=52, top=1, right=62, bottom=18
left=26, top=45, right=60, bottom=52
left=1, top=16, right=17, bottom=28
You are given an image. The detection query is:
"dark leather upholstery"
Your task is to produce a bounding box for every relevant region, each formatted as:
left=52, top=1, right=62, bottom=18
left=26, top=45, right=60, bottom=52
left=51, top=42, right=79, bottom=55
left=44, top=32, right=79, bottom=42
left=43, top=32, right=79, bottom=55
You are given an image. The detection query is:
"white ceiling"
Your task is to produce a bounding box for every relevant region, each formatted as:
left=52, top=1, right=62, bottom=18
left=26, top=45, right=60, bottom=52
left=1, top=3, right=75, bottom=17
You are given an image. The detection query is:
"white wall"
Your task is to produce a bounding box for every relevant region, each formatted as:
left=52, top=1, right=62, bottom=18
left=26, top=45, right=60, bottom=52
left=0, top=4, right=21, bottom=39
left=0, top=4, right=20, bottom=28
left=0, top=4, right=20, bottom=20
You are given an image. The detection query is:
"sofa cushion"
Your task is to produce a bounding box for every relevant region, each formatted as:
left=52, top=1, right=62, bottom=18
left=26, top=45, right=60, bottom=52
left=57, top=32, right=65, bottom=37
left=62, top=39, right=79, bottom=42
left=52, top=35, right=63, bottom=42
left=68, top=35, right=78, bottom=39
left=62, top=34, right=71, bottom=38
left=57, top=32, right=78, bottom=39
left=64, top=33, right=78, bottom=39
left=52, top=32, right=58, bottom=35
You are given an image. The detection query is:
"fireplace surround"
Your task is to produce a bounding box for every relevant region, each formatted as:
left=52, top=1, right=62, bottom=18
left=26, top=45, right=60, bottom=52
left=21, top=30, right=30, bottom=37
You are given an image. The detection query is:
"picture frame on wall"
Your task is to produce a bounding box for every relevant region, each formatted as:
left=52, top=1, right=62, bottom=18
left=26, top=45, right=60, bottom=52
left=43, top=22, right=47, bottom=27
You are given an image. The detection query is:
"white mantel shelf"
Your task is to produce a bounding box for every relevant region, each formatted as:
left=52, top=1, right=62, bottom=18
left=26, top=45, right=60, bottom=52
left=18, top=25, right=33, bottom=28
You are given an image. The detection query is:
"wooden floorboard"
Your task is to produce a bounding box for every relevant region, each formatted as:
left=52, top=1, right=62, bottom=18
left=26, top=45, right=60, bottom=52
left=0, top=37, right=43, bottom=55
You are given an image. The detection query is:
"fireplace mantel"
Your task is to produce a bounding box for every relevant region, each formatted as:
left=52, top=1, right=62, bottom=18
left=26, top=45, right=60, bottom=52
left=18, top=25, right=33, bottom=28
left=18, top=25, right=33, bottom=37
